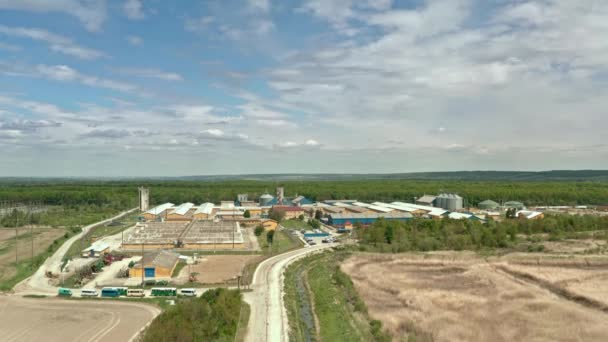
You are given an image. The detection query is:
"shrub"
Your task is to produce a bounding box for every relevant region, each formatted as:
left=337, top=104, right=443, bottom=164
left=254, top=225, right=264, bottom=236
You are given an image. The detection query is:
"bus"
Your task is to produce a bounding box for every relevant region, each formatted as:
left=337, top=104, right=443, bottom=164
left=101, top=287, right=121, bottom=298
left=127, top=289, right=145, bottom=297
left=151, top=287, right=177, bottom=297
left=58, top=288, right=72, bottom=297
left=116, top=287, right=128, bottom=296
left=80, top=289, right=98, bottom=297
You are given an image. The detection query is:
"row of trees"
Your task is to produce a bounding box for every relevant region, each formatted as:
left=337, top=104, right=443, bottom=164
left=358, top=215, right=608, bottom=252
left=2, top=179, right=608, bottom=208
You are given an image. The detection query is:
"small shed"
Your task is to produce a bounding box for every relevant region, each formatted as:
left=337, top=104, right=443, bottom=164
left=81, top=242, right=110, bottom=258
left=130, top=250, right=180, bottom=279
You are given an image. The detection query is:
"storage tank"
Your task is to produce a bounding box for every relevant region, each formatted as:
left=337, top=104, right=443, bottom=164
left=437, top=193, right=463, bottom=211
left=259, top=193, right=274, bottom=206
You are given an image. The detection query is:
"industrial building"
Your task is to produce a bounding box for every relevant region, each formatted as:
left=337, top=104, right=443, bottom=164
left=166, top=202, right=195, bottom=221
left=328, top=212, right=413, bottom=227
left=272, top=205, right=305, bottom=219
left=142, top=203, right=174, bottom=221
left=193, top=203, right=214, bottom=220
left=436, top=193, right=464, bottom=211
left=478, top=200, right=500, bottom=210
left=129, top=250, right=180, bottom=279
left=504, top=201, right=526, bottom=210
left=416, top=195, right=437, bottom=207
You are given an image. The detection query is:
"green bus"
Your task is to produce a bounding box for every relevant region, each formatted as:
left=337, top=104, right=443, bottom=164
left=58, top=288, right=72, bottom=297
left=116, top=287, right=128, bottom=296
left=101, top=287, right=121, bottom=298
left=151, top=287, right=177, bottom=297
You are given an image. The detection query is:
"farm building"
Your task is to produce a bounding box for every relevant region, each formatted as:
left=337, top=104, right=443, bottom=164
left=193, top=202, right=214, bottom=220
left=328, top=212, right=413, bottom=227
left=81, top=241, right=110, bottom=257
left=216, top=210, right=244, bottom=220
left=436, top=193, right=464, bottom=211
left=427, top=209, right=449, bottom=219
left=261, top=219, right=278, bottom=231
left=320, top=206, right=345, bottom=215
left=142, top=203, right=174, bottom=221
left=129, top=250, right=180, bottom=279
left=240, top=207, right=263, bottom=217
left=122, top=222, right=188, bottom=250
left=272, top=205, right=305, bottom=219
left=504, top=201, right=525, bottom=210
left=478, top=200, right=500, bottom=210
left=166, top=203, right=195, bottom=221
left=416, top=195, right=437, bottom=207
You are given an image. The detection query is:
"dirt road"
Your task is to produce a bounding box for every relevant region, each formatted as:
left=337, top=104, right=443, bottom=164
left=0, top=296, right=160, bottom=342
left=244, top=244, right=335, bottom=342
left=14, top=208, right=137, bottom=295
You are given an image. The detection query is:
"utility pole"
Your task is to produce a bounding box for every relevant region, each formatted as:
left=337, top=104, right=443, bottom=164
left=30, top=208, right=34, bottom=269
left=15, top=209, right=19, bottom=263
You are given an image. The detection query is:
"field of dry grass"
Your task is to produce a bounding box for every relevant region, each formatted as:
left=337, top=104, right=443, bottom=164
left=341, top=253, right=608, bottom=342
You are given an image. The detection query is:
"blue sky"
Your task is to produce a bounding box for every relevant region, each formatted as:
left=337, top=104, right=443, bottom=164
left=0, top=0, right=607, bottom=177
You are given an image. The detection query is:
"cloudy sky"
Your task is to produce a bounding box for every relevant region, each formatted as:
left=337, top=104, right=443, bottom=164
left=0, top=0, right=607, bottom=177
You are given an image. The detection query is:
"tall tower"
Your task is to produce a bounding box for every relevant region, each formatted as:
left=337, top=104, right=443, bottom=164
left=276, top=187, right=284, bottom=205
left=138, top=187, right=150, bottom=211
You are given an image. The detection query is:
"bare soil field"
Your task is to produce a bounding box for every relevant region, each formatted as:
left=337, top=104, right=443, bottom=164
left=175, top=254, right=261, bottom=284
left=342, top=253, right=608, bottom=342
left=0, top=228, right=65, bottom=281
left=0, top=296, right=159, bottom=342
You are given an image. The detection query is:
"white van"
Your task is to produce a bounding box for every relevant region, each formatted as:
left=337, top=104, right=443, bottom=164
left=180, top=288, right=197, bottom=297
left=80, top=289, right=98, bottom=297
left=127, top=288, right=145, bottom=297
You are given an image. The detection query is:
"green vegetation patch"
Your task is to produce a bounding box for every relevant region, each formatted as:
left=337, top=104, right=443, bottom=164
left=141, top=288, right=244, bottom=342
left=284, top=250, right=391, bottom=342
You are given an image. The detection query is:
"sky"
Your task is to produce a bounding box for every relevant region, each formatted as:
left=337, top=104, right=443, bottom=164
left=0, top=0, right=607, bottom=177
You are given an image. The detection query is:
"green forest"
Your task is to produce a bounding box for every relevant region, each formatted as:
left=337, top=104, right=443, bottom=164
left=142, top=288, right=244, bottom=342
left=1, top=179, right=608, bottom=209
left=357, top=215, right=608, bottom=253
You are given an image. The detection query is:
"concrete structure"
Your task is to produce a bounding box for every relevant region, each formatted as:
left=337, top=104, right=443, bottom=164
left=138, top=187, right=150, bottom=212
left=122, top=222, right=187, bottom=250
left=478, top=200, right=500, bottom=210
left=272, top=205, right=305, bottom=219
left=237, top=194, right=248, bottom=203
left=291, top=195, right=313, bottom=206
left=166, top=202, right=195, bottom=221
left=220, top=201, right=235, bottom=209
left=416, top=195, right=436, bottom=207
left=437, top=193, right=464, bottom=211
left=81, top=241, right=110, bottom=257
left=193, top=202, right=214, bottom=220
left=142, top=203, right=174, bottom=221
left=129, top=250, right=180, bottom=279
left=216, top=210, right=244, bottom=220
left=181, top=220, right=244, bottom=249
left=328, top=212, right=413, bottom=227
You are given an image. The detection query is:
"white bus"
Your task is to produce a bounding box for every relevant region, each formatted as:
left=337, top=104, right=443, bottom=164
left=127, top=288, right=145, bottom=297
left=180, top=288, right=197, bottom=297
left=80, top=289, right=98, bottom=297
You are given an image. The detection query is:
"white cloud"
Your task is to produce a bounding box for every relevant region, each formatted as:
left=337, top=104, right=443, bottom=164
left=280, top=141, right=298, bottom=148
left=248, top=0, right=270, bottom=12
left=203, top=128, right=224, bottom=137
left=126, top=35, right=143, bottom=46
left=115, top=68, right=183, bottom=81
left=185, top=16, right=215, bottom=33
left=305, top=139, right=319, bottom=146
left=35, top=64, right=136, bottom=93
left=123, top=0, right=144, bottom=20
left=0, top=0, right=106, bottom=32
left=0, top=25, right=105, bottom=59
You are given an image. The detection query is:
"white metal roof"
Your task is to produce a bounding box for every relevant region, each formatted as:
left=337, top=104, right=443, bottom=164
left=170, top=202, right=194, bottom=216
left=448, top=212, right=472, bottom=220
left=82, top=241, right=109, bottom=253
left=145, top=203, right=174, bottom=215
left=428, top=210, right=448, bottom=217
left=352, top=202, right=372, bottom=208
left=367, top=205, right=394, bottom=213
left=516, top=210, right=543, bottom=219
left=194, top=202, right=214, bottom=215
left=332, top=202, right=353, bottom=208
left=220, top=201, right=235, bottom=209
left=391, top=201, right=436, bottom=212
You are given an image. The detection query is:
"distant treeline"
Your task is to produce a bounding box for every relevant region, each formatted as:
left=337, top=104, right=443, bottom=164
left=1, top=179, right=608, bottom=208
left=358, top=215, right=608, bottom=252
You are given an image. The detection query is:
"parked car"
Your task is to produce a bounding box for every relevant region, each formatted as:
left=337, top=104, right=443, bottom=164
left=80, top=289, right=98, bottom=297
left=309, top=241, right=317, bottom=245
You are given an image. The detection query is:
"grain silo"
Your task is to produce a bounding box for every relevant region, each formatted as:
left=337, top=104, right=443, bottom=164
left=259, top=193, right=274, bottom=206
left=437, top=193, right=463, bottom=211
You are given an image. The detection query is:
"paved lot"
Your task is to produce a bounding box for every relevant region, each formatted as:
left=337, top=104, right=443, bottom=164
left=0, top=296, right=159, bottom=342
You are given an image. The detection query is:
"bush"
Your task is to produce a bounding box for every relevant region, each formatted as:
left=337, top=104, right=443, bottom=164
left=254, top=225, right=264, bottom=236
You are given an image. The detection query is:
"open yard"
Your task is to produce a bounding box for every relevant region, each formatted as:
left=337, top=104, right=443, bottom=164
left=341, top=253, right=608, bottom=342
left=0, top=296, right=159, bottom=342
left=0, top=227, right=65, bottom=289
left=174, top=254, right=261, bottom=285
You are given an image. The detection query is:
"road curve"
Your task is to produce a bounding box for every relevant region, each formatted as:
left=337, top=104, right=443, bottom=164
left=244, top=244, right=335, bottom=342
left=14, top=208, right=138, bottom=295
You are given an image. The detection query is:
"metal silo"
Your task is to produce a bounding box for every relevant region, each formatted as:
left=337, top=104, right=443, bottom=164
left=259, top=193, right=274, bottom=206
